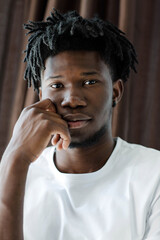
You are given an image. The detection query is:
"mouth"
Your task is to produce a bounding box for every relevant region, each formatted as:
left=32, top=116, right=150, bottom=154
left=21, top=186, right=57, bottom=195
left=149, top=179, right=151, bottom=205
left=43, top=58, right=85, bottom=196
left=62, top=113, right=92, bottom=129
left=67, top=120, right=91, bottom=129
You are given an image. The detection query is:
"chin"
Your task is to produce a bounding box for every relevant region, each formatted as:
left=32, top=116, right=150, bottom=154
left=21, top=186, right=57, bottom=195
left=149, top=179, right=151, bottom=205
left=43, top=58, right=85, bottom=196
left=68, top=125, right=107, bottom=149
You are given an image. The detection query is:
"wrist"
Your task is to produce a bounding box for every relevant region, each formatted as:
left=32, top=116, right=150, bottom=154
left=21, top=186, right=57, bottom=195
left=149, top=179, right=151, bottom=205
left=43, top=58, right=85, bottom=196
left=1, top=140, right=38, bottom=165
left=1, top=147, right=32, bottom=171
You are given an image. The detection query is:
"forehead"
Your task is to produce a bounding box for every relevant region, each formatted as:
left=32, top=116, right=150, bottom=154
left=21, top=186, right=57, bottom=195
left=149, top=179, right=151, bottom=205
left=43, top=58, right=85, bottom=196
left=43, top=51, right=111, bottom=78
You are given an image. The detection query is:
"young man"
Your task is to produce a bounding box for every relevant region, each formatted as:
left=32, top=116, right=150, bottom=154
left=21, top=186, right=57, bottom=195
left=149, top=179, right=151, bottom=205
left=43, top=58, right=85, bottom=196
left=0, top=9, right=160, bottom=240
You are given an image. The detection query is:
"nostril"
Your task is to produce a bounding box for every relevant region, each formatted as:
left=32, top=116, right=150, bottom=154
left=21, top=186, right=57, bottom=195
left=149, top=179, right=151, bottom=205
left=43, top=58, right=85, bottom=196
left=61, top=96, right=87, bottom=108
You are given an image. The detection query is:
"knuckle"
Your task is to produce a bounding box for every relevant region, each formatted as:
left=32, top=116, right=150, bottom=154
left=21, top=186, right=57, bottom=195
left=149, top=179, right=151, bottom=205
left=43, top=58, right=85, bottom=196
left=42, top=118, right=50, bottom=128
left=22, top=106, right=28, bottom=114
left=61, top=124, right=69, bottom=134
left=20, top=106, right=32, bottom=118
left=59, top=118, right=68, bottom=127
left=48, top=120, right=68, bottom=135
left=43, top=119, right=53, bottom=132
left=29, top=107, right=37, bottom=116
left=22, top=107, right=37, bottom=118
left=38, top=112, right=45, bottom=120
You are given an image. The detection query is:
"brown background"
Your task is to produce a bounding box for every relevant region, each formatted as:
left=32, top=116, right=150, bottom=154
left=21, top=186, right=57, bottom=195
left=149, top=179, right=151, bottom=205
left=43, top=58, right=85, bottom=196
left=0, top=0, right=160, bottom=158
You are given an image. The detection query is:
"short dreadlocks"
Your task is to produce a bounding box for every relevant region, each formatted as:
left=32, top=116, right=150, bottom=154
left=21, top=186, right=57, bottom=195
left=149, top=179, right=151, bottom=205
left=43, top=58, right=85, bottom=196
left=23, top=8, right=138, bottom=93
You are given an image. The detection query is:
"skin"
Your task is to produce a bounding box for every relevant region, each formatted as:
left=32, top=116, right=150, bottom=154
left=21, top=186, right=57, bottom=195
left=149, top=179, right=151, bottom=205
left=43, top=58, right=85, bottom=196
left=40, top=51, right=124, bottom=173
left=0, top=50, right=123, bottom=239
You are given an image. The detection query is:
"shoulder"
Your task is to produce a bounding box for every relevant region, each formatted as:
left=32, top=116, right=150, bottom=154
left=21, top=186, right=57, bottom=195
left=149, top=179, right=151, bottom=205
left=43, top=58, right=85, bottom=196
left=116, top=137, right=160, bottom=182
left=117, top=138, right=160, bottom=191
left=118, top=137, right=160, bottom=164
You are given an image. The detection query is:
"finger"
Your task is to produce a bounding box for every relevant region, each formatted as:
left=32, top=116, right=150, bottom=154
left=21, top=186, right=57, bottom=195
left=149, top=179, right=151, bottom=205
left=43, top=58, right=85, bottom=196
left=52, top=127, right=71, bottom=150
left=51, top=124, right=71, bottom=149
left=29, top=99, right=56, bottom=113
left=39, top=110, right=62, bottom=119
left=56, top=131, right=71, bottom=150
left=62, top=139, right=70, bottom=150
left=56, top=138, right=63, bottom=151
left=51, top=134, right=60, bottom=145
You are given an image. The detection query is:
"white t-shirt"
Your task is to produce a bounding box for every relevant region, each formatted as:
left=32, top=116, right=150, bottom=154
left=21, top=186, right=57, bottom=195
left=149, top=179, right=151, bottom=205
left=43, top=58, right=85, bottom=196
left=23, top=137, right=160, bottom=240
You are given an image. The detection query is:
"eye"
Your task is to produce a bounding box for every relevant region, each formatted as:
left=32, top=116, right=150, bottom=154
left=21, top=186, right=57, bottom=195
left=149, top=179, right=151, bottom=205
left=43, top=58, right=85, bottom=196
left=50, top=83, right=63, bottom=89
left=84, top=80, right=97, bottom=85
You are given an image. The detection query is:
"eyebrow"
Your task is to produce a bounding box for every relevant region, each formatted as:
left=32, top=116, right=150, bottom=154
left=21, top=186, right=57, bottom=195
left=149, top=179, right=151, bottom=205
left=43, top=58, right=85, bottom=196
left=45, top=75, right=63, bottom=81
left=45, top=71, right=99, bottom=81
left=80, top=71, right=99, bottom=76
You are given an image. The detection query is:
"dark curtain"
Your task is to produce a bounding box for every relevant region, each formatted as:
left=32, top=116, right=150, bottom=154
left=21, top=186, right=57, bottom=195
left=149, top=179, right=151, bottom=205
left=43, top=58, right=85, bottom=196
left=0, top=0, right=160, bottom=158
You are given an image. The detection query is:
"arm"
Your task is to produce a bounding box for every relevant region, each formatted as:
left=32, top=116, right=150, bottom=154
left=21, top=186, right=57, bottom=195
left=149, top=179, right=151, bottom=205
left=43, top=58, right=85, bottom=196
left=0, top=99, right=70, bottom=240
left=0, top=150, right=30, bottom=240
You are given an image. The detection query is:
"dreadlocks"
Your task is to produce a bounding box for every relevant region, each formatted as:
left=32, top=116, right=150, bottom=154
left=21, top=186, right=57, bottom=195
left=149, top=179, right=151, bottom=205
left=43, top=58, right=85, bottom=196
left=23, top=8, right=138, bottom=93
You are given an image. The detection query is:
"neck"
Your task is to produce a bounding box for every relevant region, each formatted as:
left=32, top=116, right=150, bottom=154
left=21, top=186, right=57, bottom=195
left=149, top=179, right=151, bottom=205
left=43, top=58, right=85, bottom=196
left=54, top=134, right=116, bottom=174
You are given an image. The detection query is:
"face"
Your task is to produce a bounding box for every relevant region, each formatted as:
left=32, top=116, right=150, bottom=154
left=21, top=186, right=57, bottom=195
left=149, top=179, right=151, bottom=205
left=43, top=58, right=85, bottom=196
left=40, top=51, right=119, bottom=148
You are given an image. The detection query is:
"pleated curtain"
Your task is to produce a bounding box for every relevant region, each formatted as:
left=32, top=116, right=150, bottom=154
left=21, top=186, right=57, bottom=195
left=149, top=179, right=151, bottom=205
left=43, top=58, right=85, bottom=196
left=0, top=0, right=160, bottom=158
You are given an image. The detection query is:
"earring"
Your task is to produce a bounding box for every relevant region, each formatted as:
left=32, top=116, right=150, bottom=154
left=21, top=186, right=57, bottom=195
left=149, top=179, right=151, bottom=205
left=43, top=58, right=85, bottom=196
left=112, top=99, right=117, bottom=107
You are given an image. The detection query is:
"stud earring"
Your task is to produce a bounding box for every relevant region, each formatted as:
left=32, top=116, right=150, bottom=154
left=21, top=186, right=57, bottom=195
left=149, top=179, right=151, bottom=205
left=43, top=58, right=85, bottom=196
left=112, top=99, right=117, bottom=107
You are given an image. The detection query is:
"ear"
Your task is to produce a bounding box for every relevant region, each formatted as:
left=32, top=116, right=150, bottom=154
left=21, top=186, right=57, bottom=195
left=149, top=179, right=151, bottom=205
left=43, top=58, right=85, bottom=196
left=39, top=87, right=42, bottom=100
left=112, top=79, right=124, bottom=107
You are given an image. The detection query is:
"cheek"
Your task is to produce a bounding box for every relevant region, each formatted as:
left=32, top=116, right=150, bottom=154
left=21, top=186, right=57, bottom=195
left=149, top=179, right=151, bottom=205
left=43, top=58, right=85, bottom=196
left=41, top=88, right=62, bottom=111
left=41, top=87, right=59, bottom=101
left=96, top=87, right=112, bottom=110
left=41, top=87, right=50, bottom=99
left=94, top=86, right=113, bottom=121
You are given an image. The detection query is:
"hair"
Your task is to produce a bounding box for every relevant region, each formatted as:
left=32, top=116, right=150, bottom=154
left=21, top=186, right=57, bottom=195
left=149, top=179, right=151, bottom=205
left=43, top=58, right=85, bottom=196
left=23, top=8, right=138, bottom=93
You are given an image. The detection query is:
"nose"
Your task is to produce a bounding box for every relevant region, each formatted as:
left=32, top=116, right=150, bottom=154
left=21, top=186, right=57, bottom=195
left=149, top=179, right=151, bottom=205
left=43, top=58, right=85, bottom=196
left=61, top=89, right=87, bottom=108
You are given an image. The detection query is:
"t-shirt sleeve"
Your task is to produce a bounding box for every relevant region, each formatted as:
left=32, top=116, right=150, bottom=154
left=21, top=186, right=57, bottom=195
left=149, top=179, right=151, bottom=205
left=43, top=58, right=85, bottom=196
left=143, top=182, right=160, bottom=240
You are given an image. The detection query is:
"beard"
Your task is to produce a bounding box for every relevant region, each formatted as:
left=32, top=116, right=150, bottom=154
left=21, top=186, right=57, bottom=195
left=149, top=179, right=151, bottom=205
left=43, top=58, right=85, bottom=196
left=68, top=124, right=107, bottom=149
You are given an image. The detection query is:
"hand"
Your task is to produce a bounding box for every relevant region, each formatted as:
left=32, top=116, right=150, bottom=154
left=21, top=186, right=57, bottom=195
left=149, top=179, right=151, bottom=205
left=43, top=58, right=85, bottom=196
left=8, top=98, right=71, bottom=162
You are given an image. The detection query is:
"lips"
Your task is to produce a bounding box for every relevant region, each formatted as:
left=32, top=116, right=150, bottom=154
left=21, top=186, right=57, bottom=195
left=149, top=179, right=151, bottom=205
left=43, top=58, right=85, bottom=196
left=63, top=113, right=92, bottom=122
left=62, top=114, right=92, bottom=129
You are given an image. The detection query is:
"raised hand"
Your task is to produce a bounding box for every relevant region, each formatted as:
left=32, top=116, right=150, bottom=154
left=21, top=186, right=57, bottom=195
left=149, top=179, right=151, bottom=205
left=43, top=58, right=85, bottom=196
left=7, top=98, right=71, bottom=162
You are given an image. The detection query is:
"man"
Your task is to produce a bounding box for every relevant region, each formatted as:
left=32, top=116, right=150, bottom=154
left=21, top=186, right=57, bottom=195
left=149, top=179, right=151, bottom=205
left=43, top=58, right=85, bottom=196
left=0, top=9, right=160, bottom=240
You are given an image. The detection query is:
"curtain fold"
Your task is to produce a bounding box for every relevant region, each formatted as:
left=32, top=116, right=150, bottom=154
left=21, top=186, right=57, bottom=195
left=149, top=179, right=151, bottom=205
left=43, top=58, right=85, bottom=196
left=0, top=0, right=160, bottom=158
